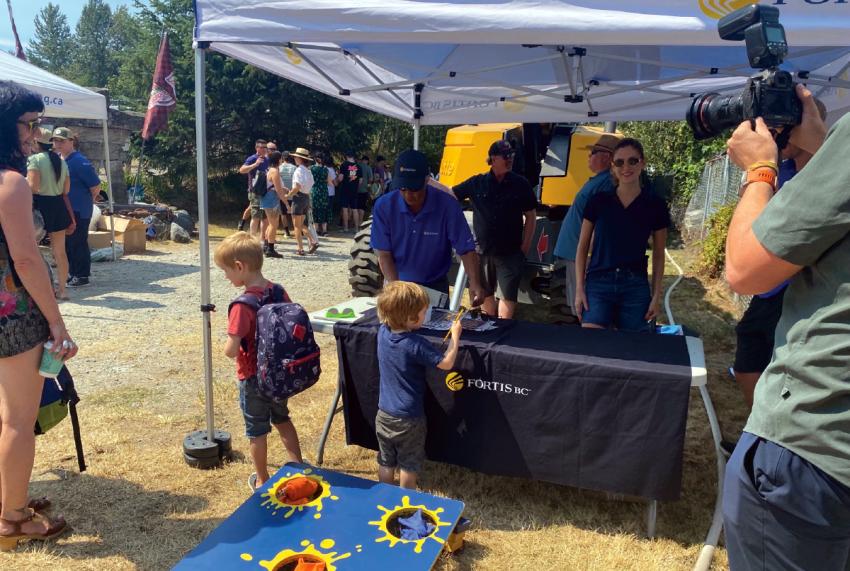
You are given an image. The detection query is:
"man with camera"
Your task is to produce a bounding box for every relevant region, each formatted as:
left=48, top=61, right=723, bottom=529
left=723, top=82, right=849, bottom=569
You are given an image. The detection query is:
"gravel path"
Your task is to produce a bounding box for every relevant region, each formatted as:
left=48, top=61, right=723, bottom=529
left=56, top=231, right=355, bottom=398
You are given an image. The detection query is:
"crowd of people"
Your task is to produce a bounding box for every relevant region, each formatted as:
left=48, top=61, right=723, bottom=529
left=236, top=140, right=389, bottom=257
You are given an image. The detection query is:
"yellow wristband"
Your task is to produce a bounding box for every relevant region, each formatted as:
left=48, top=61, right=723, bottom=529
left=746, top=161, right=778, bottom=173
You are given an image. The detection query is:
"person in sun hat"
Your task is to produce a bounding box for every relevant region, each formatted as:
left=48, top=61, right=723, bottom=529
left=284, top=147, right=319, bottom=256
left=552, top=132, right=619, bottom=319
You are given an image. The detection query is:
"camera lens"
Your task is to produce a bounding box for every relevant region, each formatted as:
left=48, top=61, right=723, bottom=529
left=686, top=92, right=746, bottom=140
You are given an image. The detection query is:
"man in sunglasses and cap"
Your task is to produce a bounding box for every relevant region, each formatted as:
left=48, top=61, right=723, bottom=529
left=447, top=140, right=538, bottom=319
left=552, top=133, right=618, bottom=318
left=370, top=149, right=486, bottom=305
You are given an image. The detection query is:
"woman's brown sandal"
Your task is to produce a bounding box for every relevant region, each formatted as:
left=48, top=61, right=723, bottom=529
left=0, top=497, right=53, bottom=513
left=0, top=509, right=68, bottom=551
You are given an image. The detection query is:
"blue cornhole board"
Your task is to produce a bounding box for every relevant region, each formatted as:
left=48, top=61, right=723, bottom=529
left=174, top=462, right=465, bottom=570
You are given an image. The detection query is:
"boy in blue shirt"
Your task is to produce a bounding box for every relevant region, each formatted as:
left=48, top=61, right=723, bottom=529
left=375, top=281, right=462, bottom=489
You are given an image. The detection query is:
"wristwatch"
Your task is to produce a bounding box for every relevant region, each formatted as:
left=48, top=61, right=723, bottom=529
left=739, top=167, right=777, bottom=196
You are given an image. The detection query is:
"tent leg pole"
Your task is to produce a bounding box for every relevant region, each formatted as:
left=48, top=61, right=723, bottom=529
left=194, top=46, right=216, bottom=443
left=413, top=118, right=421, bottom=151
left=101, top=122, right=117, bottom=262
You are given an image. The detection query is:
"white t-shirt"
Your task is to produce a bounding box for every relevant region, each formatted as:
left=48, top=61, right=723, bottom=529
left=293, top=164, right=314, bottom=195
left=326, top=167, right=336, bottom=197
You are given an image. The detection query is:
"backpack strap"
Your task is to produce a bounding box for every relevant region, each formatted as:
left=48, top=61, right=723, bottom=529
left=227, top=293, right=261, bottom=316
left=269, top=283, right=292, bottom=304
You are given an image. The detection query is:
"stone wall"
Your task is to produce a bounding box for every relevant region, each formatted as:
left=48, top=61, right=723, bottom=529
left=52, top=89, right=144, bottom=204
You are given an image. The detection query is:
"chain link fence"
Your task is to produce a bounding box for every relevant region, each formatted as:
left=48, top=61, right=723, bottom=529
left=682, top=154, right=743, bottom=240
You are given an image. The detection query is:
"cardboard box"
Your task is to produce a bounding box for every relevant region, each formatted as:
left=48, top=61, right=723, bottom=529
left=98, top=215, right=146, bottom=254
left=88, top=230, right=113, bottom=250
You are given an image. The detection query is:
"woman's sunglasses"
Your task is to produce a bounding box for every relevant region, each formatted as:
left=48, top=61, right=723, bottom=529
left=612, top=157, right=641, bottom=168
left=17, top=117, right=42, bottom=132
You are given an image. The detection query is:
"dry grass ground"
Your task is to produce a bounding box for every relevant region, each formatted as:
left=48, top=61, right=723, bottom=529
left=1, top=227, right=747, bottom=570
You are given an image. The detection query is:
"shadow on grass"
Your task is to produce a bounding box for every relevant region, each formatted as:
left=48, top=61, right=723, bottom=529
left=23, top=471, right=222, bottom=569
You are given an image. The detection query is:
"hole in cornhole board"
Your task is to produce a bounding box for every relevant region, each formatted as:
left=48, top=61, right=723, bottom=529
left=386, top=508, right=437, bottom=540
left=274, top=476, right=324, bottom=505
left=273, top=554, right=327, bottom=571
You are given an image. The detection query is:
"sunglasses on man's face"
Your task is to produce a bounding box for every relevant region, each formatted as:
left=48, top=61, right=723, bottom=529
left=612, top=157, right=641, bottom=168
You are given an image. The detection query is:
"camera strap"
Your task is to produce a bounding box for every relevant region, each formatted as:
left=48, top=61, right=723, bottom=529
left=775, top=125, right=794, bottom=151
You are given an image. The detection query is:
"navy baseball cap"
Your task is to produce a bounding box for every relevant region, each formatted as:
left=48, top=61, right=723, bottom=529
left=488, top=140, right=514, bottom=157
left=390, top=149, right=429, bottom=191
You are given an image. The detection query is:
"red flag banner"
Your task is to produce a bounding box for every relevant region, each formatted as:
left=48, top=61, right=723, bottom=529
left=141, top=33, right=177, bottom=141
left=6, top=0, right=26, bottom=61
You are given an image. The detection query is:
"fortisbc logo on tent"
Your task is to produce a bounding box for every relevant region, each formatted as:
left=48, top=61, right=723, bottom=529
left=698, top=0, right=754, bottom=19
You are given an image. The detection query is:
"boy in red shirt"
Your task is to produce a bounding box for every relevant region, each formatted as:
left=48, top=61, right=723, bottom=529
left=215, top=232, right=303, bottom=491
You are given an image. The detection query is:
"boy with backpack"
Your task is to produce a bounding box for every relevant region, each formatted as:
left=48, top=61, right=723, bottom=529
left=375, top=281, right=463, bottom=490
left=215, top=232, right=308, bottom=491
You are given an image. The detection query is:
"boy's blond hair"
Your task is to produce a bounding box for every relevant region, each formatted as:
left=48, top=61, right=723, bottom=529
left=377, top=281, right=430, bottom=331
left=214, top=231, right=264, bottom=271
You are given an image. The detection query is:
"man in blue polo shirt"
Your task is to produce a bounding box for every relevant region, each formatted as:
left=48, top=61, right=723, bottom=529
left=51, top=127, right=102, bottom=287
left=238, top=139, right=269, bottom=238
left=552, top=133, right=618, bottom=316
left=371, top=149, right=486, bottom=304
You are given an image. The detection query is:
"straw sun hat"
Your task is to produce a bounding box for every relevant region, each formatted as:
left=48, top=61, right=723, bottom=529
left=290, top=147, right=313, bottom=161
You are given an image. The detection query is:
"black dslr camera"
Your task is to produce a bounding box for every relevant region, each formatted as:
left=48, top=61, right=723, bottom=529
left=686, top=5, right=802, bottom=140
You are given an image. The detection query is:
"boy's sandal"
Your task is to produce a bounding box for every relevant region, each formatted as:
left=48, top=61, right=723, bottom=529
left=308, top=243, right=319, bottom=254
left=247, top=472, right=259, bottom=493
left=0, top=509, right=68, bottom=551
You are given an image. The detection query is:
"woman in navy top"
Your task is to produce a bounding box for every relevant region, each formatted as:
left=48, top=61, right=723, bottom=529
left=574, top=138, right=669, bottom=332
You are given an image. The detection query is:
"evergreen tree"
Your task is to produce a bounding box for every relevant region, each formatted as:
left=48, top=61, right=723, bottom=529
left=27, top=3, right=73, bottom=75
left=72, top=0, right=115, bottom=87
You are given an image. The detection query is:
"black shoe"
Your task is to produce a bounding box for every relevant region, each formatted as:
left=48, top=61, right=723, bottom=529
left=237, top=219, right=246, bottom=231
left=67, top=276, right=90, bottom=287
left=265, top=247, right=283, bottom=258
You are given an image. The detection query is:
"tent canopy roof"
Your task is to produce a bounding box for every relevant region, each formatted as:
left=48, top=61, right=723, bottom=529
left=194, top=1, right=850, bottom=124
left=1, top=52, right=108, bottom=121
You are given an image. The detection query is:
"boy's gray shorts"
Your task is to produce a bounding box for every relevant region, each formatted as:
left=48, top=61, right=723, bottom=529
left=375, top=409, right=426, bottom=473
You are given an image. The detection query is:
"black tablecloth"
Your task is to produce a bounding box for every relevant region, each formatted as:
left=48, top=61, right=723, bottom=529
left=334, top=314, right=693, bottom=500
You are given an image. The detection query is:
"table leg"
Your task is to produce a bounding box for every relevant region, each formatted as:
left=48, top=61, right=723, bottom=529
left=646, top=500, right=657, bottom=538
left=694, top=384, right=727, bottom=571
left=315, top=377, right=343, bottom=466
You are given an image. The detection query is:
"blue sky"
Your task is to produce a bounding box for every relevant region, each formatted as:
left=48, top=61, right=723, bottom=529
left=2, top=0, right=133, bottom=51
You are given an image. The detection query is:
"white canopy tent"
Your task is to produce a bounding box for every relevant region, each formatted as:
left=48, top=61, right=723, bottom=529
left=193, top=0, right=850, bottom=127
left=1, top=51, right=117, bottom=257
left=191, top=3, right=850, bottom=567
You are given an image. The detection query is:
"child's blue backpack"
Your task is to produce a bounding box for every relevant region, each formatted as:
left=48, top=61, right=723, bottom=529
left=229, top=284, right=321, bottom=402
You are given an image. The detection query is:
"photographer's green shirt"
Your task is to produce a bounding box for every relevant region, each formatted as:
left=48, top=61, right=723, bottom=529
left=748, top=112, right=850, bottom=487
